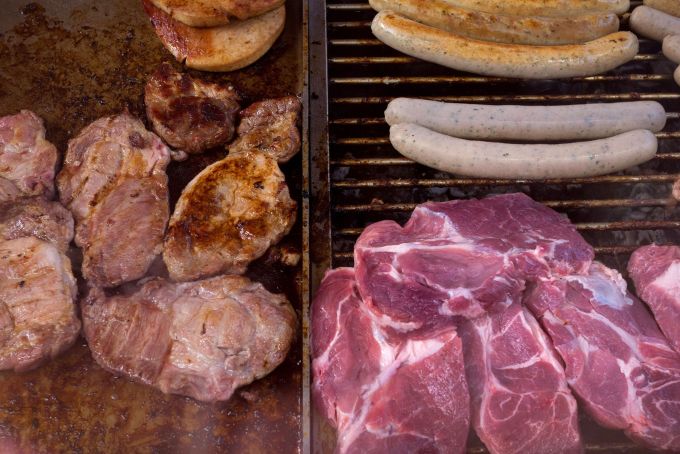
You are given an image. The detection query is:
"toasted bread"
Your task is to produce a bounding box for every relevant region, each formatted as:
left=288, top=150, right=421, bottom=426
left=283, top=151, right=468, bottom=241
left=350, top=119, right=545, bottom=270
left=144, top=0, right=286, bottom=72
left=148, top=0, right=285, bottom=27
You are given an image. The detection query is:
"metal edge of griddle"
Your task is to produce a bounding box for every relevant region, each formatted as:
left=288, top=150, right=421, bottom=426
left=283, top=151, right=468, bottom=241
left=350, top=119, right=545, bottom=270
left=308, top=0, right=333, bottom=452
left=301, top=0, right=312, bottom=452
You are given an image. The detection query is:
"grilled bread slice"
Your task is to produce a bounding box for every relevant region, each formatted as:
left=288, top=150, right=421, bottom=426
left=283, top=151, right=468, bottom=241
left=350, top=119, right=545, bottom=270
left=144, top=0, right=286, bottom=72
left=148, top=0, right=285, bottom=27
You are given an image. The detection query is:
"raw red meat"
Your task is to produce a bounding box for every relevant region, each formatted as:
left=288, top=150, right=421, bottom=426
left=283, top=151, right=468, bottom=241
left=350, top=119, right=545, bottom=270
left=354, top=193, right=593, bottom=328
left=628, top=244, right=680, bottom=353
left=459, top=301, right=583, bottom=454
left=525, top=262, right=680, bottom=451
left=312, top=268, right=470, bottom=454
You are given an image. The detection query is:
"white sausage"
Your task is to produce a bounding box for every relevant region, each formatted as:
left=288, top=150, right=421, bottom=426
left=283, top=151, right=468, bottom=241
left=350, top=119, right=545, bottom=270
left=663, top=35, right=680, bottom=63
left=371, top=11, right=638, bottom=79
left=433, top=0, right=629, bottom=16
left=385, top=98, right=667, bottom=141
left=675, top=65, right=680, bottom=86
left=369, top=0, right=619, bottom=45
left=389, top=124, right=658, bottom=179
left=644, top=0, right=680, bottom=18
left=630, top=5, right=680, bottom=42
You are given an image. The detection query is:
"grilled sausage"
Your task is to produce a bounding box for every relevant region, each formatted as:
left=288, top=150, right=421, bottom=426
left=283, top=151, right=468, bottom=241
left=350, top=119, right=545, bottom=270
left=675, top=65, right=680, bottom=86
left=663, top=35, right=680, bottom=63
left=644, top=0, right=680, bottom=18
left=371, top=11, right=638, bottom=79
left=630, top=6, right=680, bottom=42
left=385, top=98, right=666, bottom=141
left=369, top=0, right=619, bottom=45
left=389, top=124, right=658, bottom=179
left=432, top=0, right=629, bottom=16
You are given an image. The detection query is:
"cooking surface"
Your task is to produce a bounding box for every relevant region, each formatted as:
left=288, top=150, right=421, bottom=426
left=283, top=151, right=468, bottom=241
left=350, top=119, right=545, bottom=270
left=310, top=1, right=680, bottom=452
left=0, top=1, right=305, bottom=452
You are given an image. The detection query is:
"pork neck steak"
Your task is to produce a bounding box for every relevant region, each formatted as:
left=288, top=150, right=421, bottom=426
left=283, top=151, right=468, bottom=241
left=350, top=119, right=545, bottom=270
left=629, top=244, right=680, bottom=354
left=459, top=301, right=582, bottom=454
left=312, top=268, right=470, bottom=454
left=0, top=197, right=74, bottom=252
left=525, top=262, right=680, bottom=451
left=354, top=193, right=593, bottom=328
left=145, top=62, right=241, bottom=154
left=82, top=275, right=297, bottom=402
left=0, top=110, right=58, bottom=201
left=57, top=113, right=171, bottom=288
left=0, top=237, right=80, bottom=372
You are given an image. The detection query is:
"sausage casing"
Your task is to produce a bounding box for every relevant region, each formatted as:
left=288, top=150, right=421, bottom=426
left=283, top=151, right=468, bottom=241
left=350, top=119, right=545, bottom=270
left=630, top=5, right=680, bottom=42
left=371, top=11, right=638, bottom=79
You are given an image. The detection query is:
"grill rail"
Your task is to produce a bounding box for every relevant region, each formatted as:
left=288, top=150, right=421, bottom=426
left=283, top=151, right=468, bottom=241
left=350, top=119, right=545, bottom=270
left=309, top=1, right=680, bottom=452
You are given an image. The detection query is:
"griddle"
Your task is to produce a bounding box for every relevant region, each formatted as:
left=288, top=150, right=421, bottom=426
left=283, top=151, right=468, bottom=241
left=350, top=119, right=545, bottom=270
left=309, top=1, right=680, bottom=452
left=0, top=1, right=309, bottom=452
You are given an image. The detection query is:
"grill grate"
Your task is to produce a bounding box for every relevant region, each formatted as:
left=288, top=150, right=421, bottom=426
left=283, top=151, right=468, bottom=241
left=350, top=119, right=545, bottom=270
left=310, top=1, right=680, bottom=452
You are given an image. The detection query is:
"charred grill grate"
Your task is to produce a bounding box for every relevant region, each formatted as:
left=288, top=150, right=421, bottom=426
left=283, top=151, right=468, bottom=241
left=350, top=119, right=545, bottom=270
left=309, top=0, right=680, bottom=452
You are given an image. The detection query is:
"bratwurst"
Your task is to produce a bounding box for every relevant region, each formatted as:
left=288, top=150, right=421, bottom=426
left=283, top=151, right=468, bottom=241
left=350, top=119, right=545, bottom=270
left=372, top=11, right=638, bottom=79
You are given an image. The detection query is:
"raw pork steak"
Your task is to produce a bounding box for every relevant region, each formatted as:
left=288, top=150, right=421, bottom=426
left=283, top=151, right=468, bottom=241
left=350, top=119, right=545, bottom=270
left=459, top=301, right=582, bottom=454
left=525, top=262, right=680, bottom=451
left=312, top=268, right=470, bottom=454
left=628, top=244, right=680, bottom=353
left=354, top=193, right=593, bottom=328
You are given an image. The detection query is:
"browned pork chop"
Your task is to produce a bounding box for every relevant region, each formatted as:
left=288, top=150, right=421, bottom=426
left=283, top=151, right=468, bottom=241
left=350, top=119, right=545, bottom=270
left=145, top=63, right=240, bottom=154
left=82, top=275, right=297, bottom=402
left=0, top=197, right=74, bottom=252
left=57, top=113, right=172, bottom=288
left=163, top=151, right=296, bottom=281
left=0, top=110, right=58, bottom=200
left=0, top=237, right=80, bottom=372
left=229, top=96, right=302, bottom=163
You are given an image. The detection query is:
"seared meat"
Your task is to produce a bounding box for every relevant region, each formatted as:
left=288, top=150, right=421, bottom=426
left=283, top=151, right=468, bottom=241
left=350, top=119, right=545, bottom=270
left=0, top=110, right=58, bottom=200
left=0, top=177, right=22, bottom=203
left=0, top=237, right=80, bottom=372
left=82, top=275, right=297, bottom=402
left=148, top=0, right=285, bottom=27
left=0, top=197, right=74, bottom=252
left=229, top=96, right=302, bottom=163
left=57, top=113, right=172, bottom=288
left=164, top=151, right=296, bottom=281
left=145, top=63, right=241, bottom=154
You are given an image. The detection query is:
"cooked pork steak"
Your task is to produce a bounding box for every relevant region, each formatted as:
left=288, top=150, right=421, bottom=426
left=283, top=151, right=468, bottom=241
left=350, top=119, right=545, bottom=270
left=0, top=237, right=80, bottom=372
left=354, top=193, right=593, bottom=329
left=459, top=302, right=582, bottom=454
left=0, top=110, right=58, bottom=200
left=82, top=275, right=297, bottom=402
left=525, top=262, right=680, bottom=451
left=229, top=96, right=302, bottom=163
left=0, top=178, right=22, bottom=203
left=0, top=197, right=74, bottom=251
left=145, top=63, right=241, bottom=154
left=628, top=244, right=680, bottom=353
left=164, top=150, right=296, bottom=281
left=312, top=268, right=470, bottom=453
left=57, top=113, right=171, bottom=287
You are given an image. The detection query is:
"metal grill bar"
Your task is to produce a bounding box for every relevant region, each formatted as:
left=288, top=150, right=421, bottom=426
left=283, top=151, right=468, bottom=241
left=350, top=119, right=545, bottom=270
left=331, top=93, right=680, bottom=103
left=330, top=54, right=663, bottom=63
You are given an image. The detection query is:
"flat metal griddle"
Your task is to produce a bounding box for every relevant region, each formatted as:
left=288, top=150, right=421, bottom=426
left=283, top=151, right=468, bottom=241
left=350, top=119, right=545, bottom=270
left=309, top=0, right=680, bottom=452
left=0, top=1, right=308, bottom=452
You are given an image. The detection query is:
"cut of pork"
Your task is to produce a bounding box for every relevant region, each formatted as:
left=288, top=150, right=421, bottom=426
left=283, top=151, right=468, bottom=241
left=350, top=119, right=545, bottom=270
left=0, top=197, right=74, bottom=252
left=57, top=113, right=171, bottom=287
left=628, top=244, right=680, bottom=353
left=163, top=150, right=296, bottom=281
left=228, top=96, right=302, bottom=163
left=312, top=268, right=470, bottom=454
left=0, top=237, right=80, bottom=372
left=81, top=275, right=296, bottom=402
left=145, top=62, right=241, bottom=154
left=525, top=262, right=680, bottom=451
left=0, top=110, right=58, bottom=200
left=459, top=302, right=583, bottom=454
left=354, top=193, right=593, bottom=328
